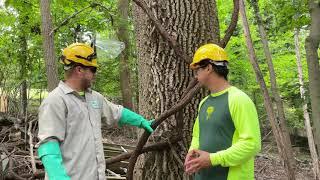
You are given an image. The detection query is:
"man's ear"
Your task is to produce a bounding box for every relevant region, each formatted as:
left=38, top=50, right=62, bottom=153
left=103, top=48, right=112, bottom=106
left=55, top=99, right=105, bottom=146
left=207, top=64, right=213, bottom=73
left=76, top=66, right=83, bottom=73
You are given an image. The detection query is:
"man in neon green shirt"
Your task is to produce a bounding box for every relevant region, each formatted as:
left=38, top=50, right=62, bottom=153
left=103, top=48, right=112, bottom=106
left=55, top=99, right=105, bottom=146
left=184, top=44, right=261, bottom=180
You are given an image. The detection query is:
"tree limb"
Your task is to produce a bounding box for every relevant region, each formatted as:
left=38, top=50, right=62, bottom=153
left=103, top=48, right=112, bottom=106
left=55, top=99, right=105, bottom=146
left=220, top=0, right=240, bottom=48
left=106, top=135, right=181, bottom=165
left=132, top=0, right=191, bottom=64
left=49, top=3, right=99, bottom=35
left=126, top=82, right=202, bottom=180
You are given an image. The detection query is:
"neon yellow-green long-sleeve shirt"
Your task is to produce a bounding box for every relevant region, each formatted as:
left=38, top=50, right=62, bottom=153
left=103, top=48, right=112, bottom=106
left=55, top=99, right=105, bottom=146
left=189, top=86, right=261, bottom=180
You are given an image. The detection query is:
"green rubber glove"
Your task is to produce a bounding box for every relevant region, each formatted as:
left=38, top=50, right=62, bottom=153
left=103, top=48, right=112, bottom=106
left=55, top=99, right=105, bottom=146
left=119, top=108, right=154, bottom=133
left=38, top=141, right=70, bottom=180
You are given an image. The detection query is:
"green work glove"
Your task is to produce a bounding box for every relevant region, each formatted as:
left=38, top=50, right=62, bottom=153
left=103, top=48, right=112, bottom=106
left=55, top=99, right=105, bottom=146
left=119, top=108, right=154, bottom=133
left=38, top=141, right=70, bottom=180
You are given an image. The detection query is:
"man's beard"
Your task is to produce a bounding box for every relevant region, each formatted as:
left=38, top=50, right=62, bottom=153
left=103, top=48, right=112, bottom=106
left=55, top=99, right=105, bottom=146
left=81, top=78, right=92, bottom=90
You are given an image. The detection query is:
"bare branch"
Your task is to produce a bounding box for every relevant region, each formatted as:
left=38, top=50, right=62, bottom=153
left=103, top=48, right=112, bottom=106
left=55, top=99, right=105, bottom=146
left=28, top=121, right=37, bottom=174
left=49, top=3, right=99, bottom=35
left=220, top=0, right=240, bottom=48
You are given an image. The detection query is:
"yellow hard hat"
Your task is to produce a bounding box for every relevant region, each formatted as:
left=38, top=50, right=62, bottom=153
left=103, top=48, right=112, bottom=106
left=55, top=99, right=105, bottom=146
left=60, top=43, right=98, bottom=67
left=190, top=44, right=228, bottom=69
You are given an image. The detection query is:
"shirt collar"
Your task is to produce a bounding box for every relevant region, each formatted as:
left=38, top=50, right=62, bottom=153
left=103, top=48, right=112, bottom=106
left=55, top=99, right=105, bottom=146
left=210, top=86, right=233, bottom=97
left=58, top=81, right=92, bottom=95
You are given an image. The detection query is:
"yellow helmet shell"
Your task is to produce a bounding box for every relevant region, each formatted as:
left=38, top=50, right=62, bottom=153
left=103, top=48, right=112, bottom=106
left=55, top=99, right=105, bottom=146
left=190, top=44, right=228, bottom=69
left=61, top=43, right=98, bottom=67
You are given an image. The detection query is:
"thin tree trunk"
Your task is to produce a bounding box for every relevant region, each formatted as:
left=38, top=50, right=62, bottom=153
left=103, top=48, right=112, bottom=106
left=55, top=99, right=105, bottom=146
left=239, top=0, right=296, bottom=179
left=250, top=0, right=295, bottom=168
left=295, top=28, right=320, bottom=180
left=133, top=0, right=221, bottom=179
left=19, top=36, right=28, bottom=117
left=40, top=0, right=59, bottom=92
left=305, top=0, right=320, bottom=156
left=117, top=0, right=134, bottom=110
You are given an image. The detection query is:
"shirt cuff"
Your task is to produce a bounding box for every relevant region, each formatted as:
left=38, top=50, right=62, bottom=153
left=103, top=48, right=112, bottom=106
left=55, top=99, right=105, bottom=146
left=188, top=147, right=196, bottom=152
left=210, top=152, right=222, bottom=166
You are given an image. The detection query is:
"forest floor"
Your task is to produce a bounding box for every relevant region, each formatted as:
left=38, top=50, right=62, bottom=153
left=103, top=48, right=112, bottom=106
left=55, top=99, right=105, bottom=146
left=0, top=114, right=314, bottom=180
left=104, top=127, right=315, bottom=180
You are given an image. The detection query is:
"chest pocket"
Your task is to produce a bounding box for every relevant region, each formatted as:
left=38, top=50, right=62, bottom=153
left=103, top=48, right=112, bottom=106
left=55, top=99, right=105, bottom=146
left=87, top=99, right=102, bottom=128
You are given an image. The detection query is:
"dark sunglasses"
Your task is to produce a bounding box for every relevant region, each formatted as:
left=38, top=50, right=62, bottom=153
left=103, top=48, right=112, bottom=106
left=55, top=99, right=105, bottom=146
left=87, top=66, right=97, bottom=73
left=79, top=65, right=97, bottom=74
left=194, top=64, right=209, bottom=70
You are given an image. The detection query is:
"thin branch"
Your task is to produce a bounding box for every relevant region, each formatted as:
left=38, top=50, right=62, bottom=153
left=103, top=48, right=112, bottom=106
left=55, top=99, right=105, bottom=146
left=1, top=146, right=25, bottom=180
left=106, top=136, right=181, bottom=165
left=28, top=121, right=37, bottom=174
left=49, top=3, right=99, bottom=35
left=220, top=0, right=240, bottom=48
left=126, top=82, right=202, bottom=180
left=132, top=0, right=191, bottom=64
left=0, top=148, right=16, bottom=162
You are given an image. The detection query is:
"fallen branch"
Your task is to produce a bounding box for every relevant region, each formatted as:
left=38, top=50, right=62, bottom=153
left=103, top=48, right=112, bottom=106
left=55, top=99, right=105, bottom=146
left=0, top=148, right=16, bottom=162
left=0, top=146, right=24, bottom=180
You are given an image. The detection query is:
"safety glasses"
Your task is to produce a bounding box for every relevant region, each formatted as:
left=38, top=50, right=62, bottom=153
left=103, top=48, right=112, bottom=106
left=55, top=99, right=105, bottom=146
left=85, top=66, right=97, bottom=74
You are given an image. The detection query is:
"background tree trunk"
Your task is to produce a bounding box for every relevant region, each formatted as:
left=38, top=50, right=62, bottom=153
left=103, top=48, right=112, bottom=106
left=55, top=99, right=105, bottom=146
left=250, top=0, right=295, bottom=169
left=117, top=0, right=134, bottom=110
left=133, top=0, right=221, bottom=179
left=305, top=0, right=320, bottom=156
left=295, top=28, right=320, bottom=179
left=239, top=0, right=296, bottom=179
left=40, top=0, right=59, bottom=92
left=19, top=36, right=28, bottom=117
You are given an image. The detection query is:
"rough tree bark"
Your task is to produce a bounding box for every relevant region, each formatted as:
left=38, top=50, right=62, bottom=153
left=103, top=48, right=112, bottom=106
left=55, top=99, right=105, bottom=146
left=295, top=28, right=320, bottom=179
left=250, top=0, right=295, bottom=169
left=305, top=0, right=320, bottom=156
left=40, top=0, right=59, bottom=92
left=117, top=0, right=134, bottom=109
left=239, top=0, right=296, bottom=179
left=131, top=0, right=238, bottom=179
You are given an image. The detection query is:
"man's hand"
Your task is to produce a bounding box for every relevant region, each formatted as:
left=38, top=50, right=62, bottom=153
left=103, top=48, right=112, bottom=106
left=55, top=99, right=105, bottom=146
left=140, top=119, right=154, bottom=133
left=185, top=149, right=211, bottom=174
left=119, top=108, right=154, bottom=133
left=184, top=150, right=198, bottom=172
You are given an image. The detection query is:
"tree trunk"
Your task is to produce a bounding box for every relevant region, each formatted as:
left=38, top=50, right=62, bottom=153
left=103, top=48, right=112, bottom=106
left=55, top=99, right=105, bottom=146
left=40, top=0, right=59, bottom=92
left=19, top=36, right=28, bottom=117
left=305, top=0, right=320, bottom=156
left=239, top=0, right=296, bottom=179
left=250, top=0, right=295, bottom=168
left=117, top=0, right=134, bottom=110
left=295, top=28, right=320, bottom=179
left=133, top=0, right=221, bottom=179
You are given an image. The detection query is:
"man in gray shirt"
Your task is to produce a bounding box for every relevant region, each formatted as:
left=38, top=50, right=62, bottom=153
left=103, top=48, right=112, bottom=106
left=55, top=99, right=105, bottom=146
left=37, top=43, right=153, bottom=180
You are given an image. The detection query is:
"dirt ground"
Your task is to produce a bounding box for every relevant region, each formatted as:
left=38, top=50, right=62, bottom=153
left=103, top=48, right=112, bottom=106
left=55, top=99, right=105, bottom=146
left=255, top=154, right=314, bottom=180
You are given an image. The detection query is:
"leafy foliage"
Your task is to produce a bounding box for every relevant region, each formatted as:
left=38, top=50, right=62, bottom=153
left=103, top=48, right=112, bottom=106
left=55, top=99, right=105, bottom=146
left=0, top=0, right=312, bottom=130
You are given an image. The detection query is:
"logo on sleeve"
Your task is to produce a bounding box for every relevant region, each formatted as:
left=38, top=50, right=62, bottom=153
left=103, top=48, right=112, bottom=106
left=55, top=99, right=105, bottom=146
left=207, top=106, right=215, bottom=120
